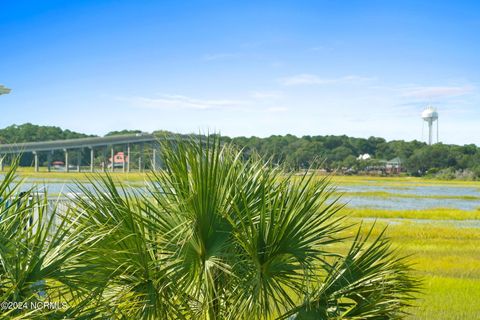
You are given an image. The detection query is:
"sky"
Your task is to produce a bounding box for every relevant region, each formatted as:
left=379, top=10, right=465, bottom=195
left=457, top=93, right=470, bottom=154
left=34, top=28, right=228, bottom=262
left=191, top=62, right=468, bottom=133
left=1, top=0, right=480, bottom=145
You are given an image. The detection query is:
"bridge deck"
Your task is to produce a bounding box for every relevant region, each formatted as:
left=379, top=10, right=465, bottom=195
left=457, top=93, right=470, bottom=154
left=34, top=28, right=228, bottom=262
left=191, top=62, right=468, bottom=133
left=0, top=134, right=158, bottom=154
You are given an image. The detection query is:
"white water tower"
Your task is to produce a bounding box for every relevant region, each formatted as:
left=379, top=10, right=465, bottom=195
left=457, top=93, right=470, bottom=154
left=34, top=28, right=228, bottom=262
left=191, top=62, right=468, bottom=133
left=421, top=106, right=439, bottom=145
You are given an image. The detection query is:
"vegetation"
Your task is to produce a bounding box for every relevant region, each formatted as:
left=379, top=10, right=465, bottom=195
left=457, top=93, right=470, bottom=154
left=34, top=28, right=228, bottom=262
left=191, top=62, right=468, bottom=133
left=349, top=207, right=480, bottom=220
left=0, top=123, right=92, bottom=167
left=349, top=220, right=480, bottom=320
left=0, top=123, right=91, bottom=144
left=2, top=123, right=480, bottom=179
left=341, top=191, right=480, bottom=201
left=0, top=137, right=419, bottom=319
left=224, top=134, right=480, bottom=178
left=328, top=175, right=480, bottom=187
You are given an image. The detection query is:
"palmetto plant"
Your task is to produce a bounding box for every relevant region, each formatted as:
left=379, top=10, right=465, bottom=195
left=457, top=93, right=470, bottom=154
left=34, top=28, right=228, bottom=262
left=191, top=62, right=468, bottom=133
left=0, top=137, right=419, bottom=319
left=0, top=161, right=106, bottom=319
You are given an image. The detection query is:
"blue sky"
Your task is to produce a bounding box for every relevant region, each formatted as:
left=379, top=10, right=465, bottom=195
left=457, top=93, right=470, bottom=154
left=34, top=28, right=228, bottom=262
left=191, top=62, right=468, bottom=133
left=1, top=1, right=479, bottom=144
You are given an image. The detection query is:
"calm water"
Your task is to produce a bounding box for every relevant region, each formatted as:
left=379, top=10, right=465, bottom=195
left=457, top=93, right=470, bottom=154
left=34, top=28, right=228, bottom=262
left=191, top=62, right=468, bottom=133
left=17, top=179, right=480, bottom=211
left=336, top=185, right=480, bottom=211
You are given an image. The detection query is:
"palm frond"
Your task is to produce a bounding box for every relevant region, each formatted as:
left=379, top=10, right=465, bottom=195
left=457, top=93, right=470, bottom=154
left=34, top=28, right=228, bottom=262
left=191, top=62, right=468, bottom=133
left=281, top=224, right=421, bottom=319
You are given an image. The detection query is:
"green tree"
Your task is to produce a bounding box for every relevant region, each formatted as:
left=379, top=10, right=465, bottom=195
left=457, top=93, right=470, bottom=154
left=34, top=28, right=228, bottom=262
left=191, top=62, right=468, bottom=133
left=0, top=123, right=92, bottom=166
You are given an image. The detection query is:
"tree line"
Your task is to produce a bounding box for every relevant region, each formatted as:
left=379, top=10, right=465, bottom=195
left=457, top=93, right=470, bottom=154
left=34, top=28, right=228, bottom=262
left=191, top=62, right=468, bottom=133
left=224, top=134, right=480, bottom=179
left=1, top=123, right=479, bottom=179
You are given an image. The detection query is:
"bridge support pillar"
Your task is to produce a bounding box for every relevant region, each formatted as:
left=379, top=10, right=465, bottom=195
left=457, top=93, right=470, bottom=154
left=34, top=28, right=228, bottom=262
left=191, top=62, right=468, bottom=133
left=90, top=148, right=94, bottom=172
left=152, top=148, right=156, bottom=171
left=122, top=145, right=126, bottom=173
left=77, top=149, right=81, bottom=172
left=47, top=152, right=52, bottom=172
left=139, top=143, right=144, bottom=172
left=127, top=144, right=130, bottom=173
left=110, top=146, right=114, bottom=172
left=33, top=151, right=39, bottom=172
left=102, top=147, right=106, bottom=172
left=64, top=149, right=69, bottom=173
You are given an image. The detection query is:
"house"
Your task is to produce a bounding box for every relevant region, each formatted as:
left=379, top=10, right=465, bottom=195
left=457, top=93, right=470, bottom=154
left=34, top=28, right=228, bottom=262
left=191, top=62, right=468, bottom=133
left=386, top=157, right=402, bottom=174
left=109, top=152, right=129, bottom=168
left=357, top=153, right=371, bottom=161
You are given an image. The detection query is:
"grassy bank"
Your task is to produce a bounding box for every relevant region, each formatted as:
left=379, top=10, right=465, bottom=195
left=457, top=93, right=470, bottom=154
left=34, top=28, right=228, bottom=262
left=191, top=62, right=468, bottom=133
left=330, top=175, right=480, bottom=188
left=348, top=207, right=480, bottom=220
left=340, top=190, right=480, bottom=200
left=344, top=219, right=480, bottom=319
left=8, top=167, right=480, bottom=186
left=344, top=216, right=480, bottom=320
left=10, top=167, right=149, bottom=182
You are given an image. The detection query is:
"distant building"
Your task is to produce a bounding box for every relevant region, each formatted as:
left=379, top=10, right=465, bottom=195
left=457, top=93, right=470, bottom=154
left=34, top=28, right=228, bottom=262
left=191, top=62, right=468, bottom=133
left=51, top=161, right=65, bottom=168
left=109, top=152, right=129, bottom=168
left=357, top=153, right=371, bottom=160
left=50, top=160, right=66, bottom=171
left=361, top=157, right=403, bottom=175
left=385, top=157, right=402, bottom=174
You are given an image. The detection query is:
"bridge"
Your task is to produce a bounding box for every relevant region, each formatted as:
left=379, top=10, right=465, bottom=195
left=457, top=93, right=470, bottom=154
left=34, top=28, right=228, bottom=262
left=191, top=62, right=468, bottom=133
left=0, top=134, right=161, bottom=173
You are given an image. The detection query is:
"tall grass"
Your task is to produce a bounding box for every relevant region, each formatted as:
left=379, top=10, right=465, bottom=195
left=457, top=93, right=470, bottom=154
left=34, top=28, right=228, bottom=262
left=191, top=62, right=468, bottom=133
left=348, top=207, right=480, bottom=220
left=345, top=219, right=480, bottom=319
left=341, top=190, right=480, bottom=200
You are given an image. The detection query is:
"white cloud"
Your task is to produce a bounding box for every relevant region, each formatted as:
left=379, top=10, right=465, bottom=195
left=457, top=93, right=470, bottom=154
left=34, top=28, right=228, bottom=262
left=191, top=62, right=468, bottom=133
left=120, top=91, right=288, bottom=113
left=402, top=85, right=475, bottom=99
left=278, top=74, right=373, bottom=86
left=121, top=94, right=246, bottom=110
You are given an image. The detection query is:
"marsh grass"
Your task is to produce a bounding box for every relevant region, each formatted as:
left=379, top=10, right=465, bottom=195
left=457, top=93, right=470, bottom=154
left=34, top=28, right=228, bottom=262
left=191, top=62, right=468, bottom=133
left=25, top=172, right=148, bottom=182
left=340, top=219, right=480, bottom=319
left=348, top=207, right=480, bottom=220
left=10, top=166, right=480, bottom=187
left=411, top=276, right=480, bottom=319
left=340, top=190, right=480, bottom=201
left=9, top=166, right=149, bottom=182
left=329, top=175, right=480, bottom=188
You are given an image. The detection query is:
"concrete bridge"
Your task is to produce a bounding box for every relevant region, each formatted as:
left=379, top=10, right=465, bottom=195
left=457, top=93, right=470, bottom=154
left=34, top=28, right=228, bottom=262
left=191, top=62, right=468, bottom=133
left=0, top=133, right=161, bottom=173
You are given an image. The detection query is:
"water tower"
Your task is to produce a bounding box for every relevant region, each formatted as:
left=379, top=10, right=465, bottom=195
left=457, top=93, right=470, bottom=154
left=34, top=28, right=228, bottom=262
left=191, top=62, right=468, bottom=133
left=421, top=106, right=439, bottom=145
